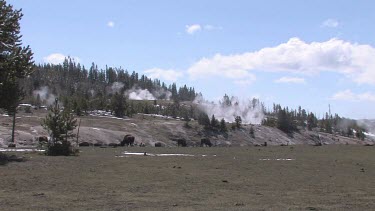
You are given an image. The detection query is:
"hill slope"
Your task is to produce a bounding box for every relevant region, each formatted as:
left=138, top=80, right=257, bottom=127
left=1, top=109, right=373, bottom=148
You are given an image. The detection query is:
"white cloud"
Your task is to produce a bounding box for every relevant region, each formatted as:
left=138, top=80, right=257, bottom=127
left=43, top=53, right=80, bottom=65
left=187, top=37, right=375, bottom=85
left=331, top=90, right=375, bottom=102
left=107, top=21, right=115, bottom=28
left=185, top=24, right=222, bottom=34
left=204, top=25, right=223, bottom=31
left=185, top=24, right=201, bottom=34
left=322, top=19, right=339, bottom=28
left=144, top=68, right=183, bottom=82
left=275, top=77, right=306, bottom=84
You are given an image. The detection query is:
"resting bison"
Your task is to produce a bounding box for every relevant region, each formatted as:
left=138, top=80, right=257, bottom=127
left=79, top=142, right=91, bottom=147
left=38, top=136, right=49, bottom=144
left=93, top=142, right=103, bottom=147
left=154, top=142, right=162, bottom=147
left=177, top=139, right=187, bottom=147
left=200, top=138, right=212, bottom=147
left=8, top=143, right=16, bottom=148
left=121, top=135, right=135, bottom=146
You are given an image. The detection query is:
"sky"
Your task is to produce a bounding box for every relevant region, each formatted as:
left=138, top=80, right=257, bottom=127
left=8, top=0, right=375, bottom=119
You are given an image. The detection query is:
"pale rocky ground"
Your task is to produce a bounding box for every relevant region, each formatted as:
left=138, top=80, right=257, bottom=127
left=0, top=108, right=374, bottom=148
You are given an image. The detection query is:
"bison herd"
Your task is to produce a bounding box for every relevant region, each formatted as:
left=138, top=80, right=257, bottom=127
left=35, top=134, right=214, bottom=148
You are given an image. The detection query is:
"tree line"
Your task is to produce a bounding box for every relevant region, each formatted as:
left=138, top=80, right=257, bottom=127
left=17, top=58, right=198, bottom=117
left=262, top=104, right=366, bottom=140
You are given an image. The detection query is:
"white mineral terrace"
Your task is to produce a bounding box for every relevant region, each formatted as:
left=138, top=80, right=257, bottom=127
left=119, top=151, right=216, bottom=157
left=0, top=148, right=45, bottom=152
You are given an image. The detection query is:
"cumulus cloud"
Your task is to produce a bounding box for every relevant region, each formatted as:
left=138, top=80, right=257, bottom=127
left=144, top=68, right=183, bottom=82
left=275, top=77, right=306, bottom=84
left=331, top=90, right=375, bottom=102
left=187, top=37, right=375, bottom=85
left=107, top=21, right=115, bottom=28
left=43, top=53, right=80, bottom=65
left=321, top=19, right=339, bottom=28
left=186, top=24, right=201, bottom=34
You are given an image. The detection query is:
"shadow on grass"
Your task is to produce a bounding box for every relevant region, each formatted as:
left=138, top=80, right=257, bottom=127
left=0, top=152, right=26, bottom=165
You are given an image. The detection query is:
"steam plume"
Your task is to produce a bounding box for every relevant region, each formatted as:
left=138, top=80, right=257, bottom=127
left=33, top=86, right=56, bottom=105
left=152, top=88, right=172, bottom=100
left=195, top=94, right=265, bottom=124
left=110, top=82, right=124, bottom=94
left=126, top=88, right=156, bottom=100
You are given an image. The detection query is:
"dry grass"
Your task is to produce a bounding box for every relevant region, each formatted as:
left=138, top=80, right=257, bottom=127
left=0, top=145, right=374, bottom=210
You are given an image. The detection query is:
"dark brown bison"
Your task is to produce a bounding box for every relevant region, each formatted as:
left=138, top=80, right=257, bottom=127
left=38, top=136, right=49, bottom=144
left=8, top=143, right=16, bottom=148
left=79, top=142, right=91, bottom=147
left=94, top=142, right=103, bottom=147
left=200, top=138, right=212, bottom=147
left=121, top=135, right=135, bottom=146
left=177, top=139, right=187, bottom=147
left=154, top=142, right=162, bottom=147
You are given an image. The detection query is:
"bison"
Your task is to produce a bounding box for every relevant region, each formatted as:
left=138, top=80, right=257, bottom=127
left=121, top=135, right=135, bottom=146
left=93, top=142, right=103, bottom=147
left=154, top=142, right=162, bottom=147
left=177, top=139, right=187, bottom=147
left=200, top=138, right=212, bottom=147
left=79, top=142, right=91, bottom=147
left=38, top=136, right=49, bottom=144
left=8, top=143, right=16, bottom=148
left=37, top=136, right=49, bottom=147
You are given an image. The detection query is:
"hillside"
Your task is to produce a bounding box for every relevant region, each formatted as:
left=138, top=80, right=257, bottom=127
left=1, top=108, right=373, bottom=148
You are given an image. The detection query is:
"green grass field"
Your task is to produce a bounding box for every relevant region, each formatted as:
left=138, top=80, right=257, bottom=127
left=1, top=145, right=374, bottom=210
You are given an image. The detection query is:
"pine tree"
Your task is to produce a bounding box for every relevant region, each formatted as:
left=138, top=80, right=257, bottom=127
left=220, top=118, right=227, bottom=132
left=249, top=126, right=255, bottom=138
left=307, top=112, right=317, bottom=130
left=235, top=116, right=242, bottom=128
left=0, top=0, right=34, bottom=144
left=356, top=129, right=365, bottom=140
left=198, top=112, right=210, bottom=128
left=0, top=0, right=34, bottom=110
left=211, top=115, right=218, bottom=128
left=111, top=92, right=126, bottom=118
left=277, top=108, right=294, bottom=133
left=35, top=94, right=41, bottom=108
left=42, top=99, right=77, bottom=156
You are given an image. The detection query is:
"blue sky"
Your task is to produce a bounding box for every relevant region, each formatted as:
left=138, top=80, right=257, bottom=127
left=9, top=0, right=375, bottom=119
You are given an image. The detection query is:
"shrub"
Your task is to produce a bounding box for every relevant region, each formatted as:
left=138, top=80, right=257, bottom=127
left=42, top=99, right=78, bottom=156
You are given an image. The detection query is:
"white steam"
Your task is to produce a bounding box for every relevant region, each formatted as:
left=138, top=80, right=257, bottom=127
left=126, top=88, right=156, bottom=100
left=195, top=95, right=265, bottom=124
left=152, top=88, right=172, bottom=100
left=33, top=86, right=56, bottom=105
left=125, top=86, right=172, bottom=101
left=110, top=82, right=124, bottom=94
left=90, top=89, right=95, bottom=97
